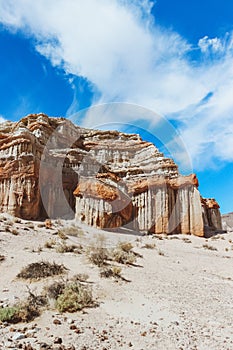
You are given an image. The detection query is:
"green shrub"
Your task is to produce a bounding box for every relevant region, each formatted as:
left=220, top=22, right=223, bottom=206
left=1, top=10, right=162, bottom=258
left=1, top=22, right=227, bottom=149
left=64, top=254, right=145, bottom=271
left=0, top=307, right=19, bottom=322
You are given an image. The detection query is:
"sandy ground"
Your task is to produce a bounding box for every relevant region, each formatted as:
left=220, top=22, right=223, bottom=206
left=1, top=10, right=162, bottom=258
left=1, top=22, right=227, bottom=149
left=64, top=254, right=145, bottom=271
left=0, top=214, right=233, bottom=350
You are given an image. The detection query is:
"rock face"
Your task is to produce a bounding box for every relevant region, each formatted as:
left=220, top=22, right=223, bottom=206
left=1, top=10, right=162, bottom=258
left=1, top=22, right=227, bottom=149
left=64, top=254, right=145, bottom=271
left=0, top=113, right=222, bottom=236
left=222, top=212, right=233, bottom=232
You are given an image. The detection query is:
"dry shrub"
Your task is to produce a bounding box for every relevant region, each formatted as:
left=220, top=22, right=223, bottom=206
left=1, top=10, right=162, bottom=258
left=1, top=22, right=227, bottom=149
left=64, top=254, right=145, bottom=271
left=44, top=239, right=56, bottom=249
left=45, top=281, right=66, bottom=300
left=0, top=290, right=47, bottom=323
left=112, top=241, right=137, bottom=265
left=55, top=282, right=94, bottom=313
left=182, top=237, right=192, bottom=243
left=61, top=226, right=84, bottom=237
left=17, top=261, right=66, bottom=280
left=10, top=228, right=19, bottom=236
left=0, top=255, right=5, bottom=262
left=26, top=222, right=35, bottom=229
left=142, top=243, right=156, bottom=249
left=118, top=241, right=133, bottom=252
left=57, top=230, right=68, bottom=240
left=56, top=243, right=82, bottom=254
left=89, top=246, right=110, bottom=267
left=5, top=225, right=11, bottom=233
left=87, top=235, right=111, bottom=267
left=15, top=293, right=47, bottom=322
left=13, top=218, right=21, bottom=224
left=100, top=266, right=122, bottom=279
left=203, top=244, right=218, bottom=251
left=72, top=273, right=89, bottom=283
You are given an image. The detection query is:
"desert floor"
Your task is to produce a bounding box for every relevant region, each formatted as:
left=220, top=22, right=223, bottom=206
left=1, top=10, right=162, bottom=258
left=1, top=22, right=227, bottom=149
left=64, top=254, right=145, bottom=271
left=0, top=214, right=233, bottom=350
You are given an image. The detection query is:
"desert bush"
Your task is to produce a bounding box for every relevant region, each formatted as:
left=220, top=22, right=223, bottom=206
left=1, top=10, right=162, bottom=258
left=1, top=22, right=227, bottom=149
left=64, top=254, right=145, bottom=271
left=118, top=241, right=134, bottom=252
left=26, top=222, right=34, bottom=229
left=16, top=292, right=47, bottom=322
left=5, top=225, right=11, bottom=233
left=153, top=234, right=165, bottom=240
left=55, top=282, right=94, bottom=313
left=112, top=241, right=137, bottom=265
left=0, top=290, right=47, bottom=323
left=44, top=239, right=56, bottom=249
left=100, top=266, right=122, bottom=279
left=182, top=237, right=192, bottom=243
left=72, top=273, right=89, bottom=283
left=45, top=281, right=66, bottom=300
left=0, top=255, right=5, bottom=262
left=88, top=246, right=110, bottom=266
left=31, top=246, right=43, bottom=253
left=87, top=235, right=111, bottom=267
left=112, top=248, right=136, bottom=265
left=142, top=243, right=156, bottom=249
left=57, top=230, right=68, bottom=240
left=13, top=217, right=21, bottom=224
left=17, top=261, right=66, bottom=280
left=60, top=226, right=84, bottom=237
left=56, top=243, right=82, bottom=254
left=203, top=244, right=218, bottom=251
left=10, top=228, right=19, bottom=235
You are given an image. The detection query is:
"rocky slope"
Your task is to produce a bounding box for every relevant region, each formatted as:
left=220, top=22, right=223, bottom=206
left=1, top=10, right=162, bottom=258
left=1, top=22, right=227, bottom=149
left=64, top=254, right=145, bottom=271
left=0, top=113, right=222, bottom=236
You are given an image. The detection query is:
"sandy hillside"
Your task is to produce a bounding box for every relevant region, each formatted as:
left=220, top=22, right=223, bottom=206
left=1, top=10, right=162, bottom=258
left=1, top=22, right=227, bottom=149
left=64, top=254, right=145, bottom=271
left=0, top=214, right=233, bottom=350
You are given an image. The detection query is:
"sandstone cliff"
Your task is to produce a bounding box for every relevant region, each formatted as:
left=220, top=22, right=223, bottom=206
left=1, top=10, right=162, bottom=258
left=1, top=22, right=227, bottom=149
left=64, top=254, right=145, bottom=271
left=0, top=113, right=222, bottom=236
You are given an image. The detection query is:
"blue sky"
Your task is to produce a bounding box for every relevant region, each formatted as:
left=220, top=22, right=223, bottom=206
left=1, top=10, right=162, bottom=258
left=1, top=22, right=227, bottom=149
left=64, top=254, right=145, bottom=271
left=0, top=0, right=233, bottom=213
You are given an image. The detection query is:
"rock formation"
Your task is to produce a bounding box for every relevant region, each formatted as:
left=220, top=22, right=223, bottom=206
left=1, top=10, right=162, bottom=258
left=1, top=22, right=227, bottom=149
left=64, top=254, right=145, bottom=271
left=0, top=113, right=222, bottom=236
left=222, top=212, right=233, bottom=232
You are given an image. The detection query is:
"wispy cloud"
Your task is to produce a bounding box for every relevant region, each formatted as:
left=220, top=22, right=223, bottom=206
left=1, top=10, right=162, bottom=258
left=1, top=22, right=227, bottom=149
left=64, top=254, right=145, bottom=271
left=0, top=0, right=233, bottom=169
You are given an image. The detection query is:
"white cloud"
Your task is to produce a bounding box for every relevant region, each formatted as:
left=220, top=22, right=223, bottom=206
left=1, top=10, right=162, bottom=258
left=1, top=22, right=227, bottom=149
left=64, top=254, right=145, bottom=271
left=0, top=0, right=233, bottom=169
left=198, top=36, right=224, bottom=53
